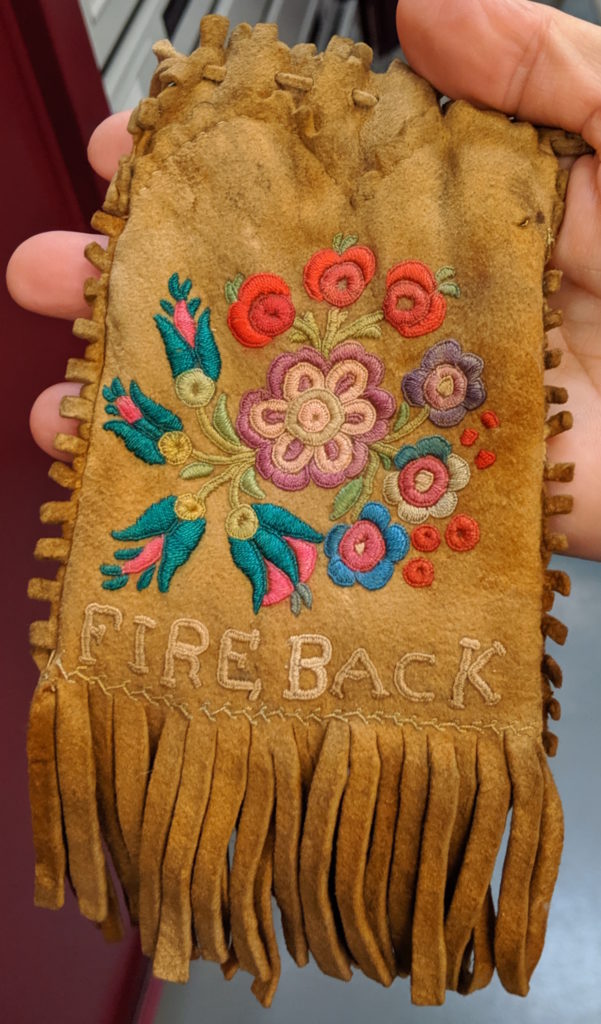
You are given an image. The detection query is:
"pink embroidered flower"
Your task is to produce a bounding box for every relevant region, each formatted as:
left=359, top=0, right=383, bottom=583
left=236, top=344, right=395, bottom=491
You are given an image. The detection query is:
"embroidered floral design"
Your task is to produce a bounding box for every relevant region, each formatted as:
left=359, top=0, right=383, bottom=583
left=303, top=233, right=376, bottom=308
left=383, top=261, right=460, bottom=338
left=401, top=339, right=486, bottom=427
left=226, top=273, right=296, bottom=348
left=103, top=378, right=188, bottom=465
left=237, top=343, right=395, bottom=491
left=154, top=274, right=221, bottom=402
left=101, top=244, right=494, bottom=608
left=403, top=557, right=435, bottom=588
left=324, top=502, right=409, bottom=590
left=383, top=435, right=470, bottom=524
left=445, top=514, right=480, bottom=552
left=411, top=524, right=441, bottom=552
left=101, top=495, right=206, bottom=592
left=227, top=503, right=323, bottom=614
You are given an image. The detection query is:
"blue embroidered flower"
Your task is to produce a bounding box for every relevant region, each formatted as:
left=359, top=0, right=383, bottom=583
left=100, top=494, right=206, bottom=592
left=103, top=378, right=190, bottom=465
left=324, top=502, right=409, bottom=591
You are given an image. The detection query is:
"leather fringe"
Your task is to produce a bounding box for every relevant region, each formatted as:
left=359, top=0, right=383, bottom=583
left=27, top=665, right=567, bottom=1006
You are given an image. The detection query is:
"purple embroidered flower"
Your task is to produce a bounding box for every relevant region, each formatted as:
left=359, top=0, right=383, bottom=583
left=401, top=339, right=486, bottom=427
left=236, top=343, right=395, bottom=491
left=324, top=502, right=409, bottom=590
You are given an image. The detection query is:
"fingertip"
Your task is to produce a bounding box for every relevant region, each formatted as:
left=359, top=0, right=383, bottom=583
left=87, top=109, right=133, bottom=181
left=30, top=382, right=82, bottom=460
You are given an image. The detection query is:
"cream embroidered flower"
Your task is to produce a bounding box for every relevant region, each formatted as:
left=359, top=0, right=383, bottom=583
left=383, top=435, right=470, bottom=524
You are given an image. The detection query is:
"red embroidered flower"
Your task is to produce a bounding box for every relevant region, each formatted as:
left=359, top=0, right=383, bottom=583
left=383, top=261, right=460, bottom=338
left=303, top=234, right=376, bottom=308
left=227, top=274, right=296, bottom=348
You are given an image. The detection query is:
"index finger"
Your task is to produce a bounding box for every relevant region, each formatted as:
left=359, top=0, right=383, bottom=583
left=396, top=0, right=601, bottom=150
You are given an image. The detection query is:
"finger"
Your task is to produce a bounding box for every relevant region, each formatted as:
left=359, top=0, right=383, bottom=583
left=30, top=383, right=81, bottom=460
left=396, top=0, right=601, bottom=149
left=551, top=155, right=601, bottom=297
left=87, top=109, right=133, bottom=181
left=6, top=231, right=107, bottom=319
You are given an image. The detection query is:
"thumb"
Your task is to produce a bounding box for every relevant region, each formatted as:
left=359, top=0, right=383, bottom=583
left=396, top=0, right=601, bottom=150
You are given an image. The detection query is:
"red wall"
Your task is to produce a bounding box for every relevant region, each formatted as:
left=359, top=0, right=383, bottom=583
left=1, top=3, right=147, bottom=1021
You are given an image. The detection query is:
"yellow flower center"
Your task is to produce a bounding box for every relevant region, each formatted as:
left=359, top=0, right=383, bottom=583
left=285, top=388, right=344, bottom=447
left=175, top=493, right=206, bottom=521
left=226, top=505, right=259, bottom=541
left=158, top=431, right=193, bottom=465
left=437, top=374, right=455, bottom=397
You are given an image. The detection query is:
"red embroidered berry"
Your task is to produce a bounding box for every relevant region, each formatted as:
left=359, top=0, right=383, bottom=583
left=411, top=525, right=441, bottom=553
left=475, top=449, right=496, bottom=470
left=403, top=557, right=435, bottom=588
left=445, top=514, right=480, bottom=552
left=303, top=237, right=376, bottom=308
left=481, top=410, right=500, bottom=429
left=460, top=428, right=479, bottom=447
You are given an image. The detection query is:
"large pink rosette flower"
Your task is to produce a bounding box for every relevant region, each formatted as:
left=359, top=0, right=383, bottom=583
left=236, top=343, right=395, bottom=491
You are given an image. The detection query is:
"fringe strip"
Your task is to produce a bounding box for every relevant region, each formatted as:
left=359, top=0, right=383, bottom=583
left=28, top=671, right=566, bottom=1007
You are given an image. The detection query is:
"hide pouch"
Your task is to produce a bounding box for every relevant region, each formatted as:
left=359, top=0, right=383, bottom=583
left=27, top=16, right=581, bottom=1007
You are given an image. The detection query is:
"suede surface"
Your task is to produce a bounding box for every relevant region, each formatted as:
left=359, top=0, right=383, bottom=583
left=28, top=17, right=575, bottom=1007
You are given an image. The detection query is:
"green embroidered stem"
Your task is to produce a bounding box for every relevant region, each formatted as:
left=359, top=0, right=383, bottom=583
left=196, top=406, right=247, bottom=456
left=333, top=310, right=384, bottom=348
left=322, top=308, right=347, bottom=357
left=376, top=406, right=432, bottom=456
left=289, top=312, right=321, bottom=349
left=196, top=466, right=238, bottom=502
left=350, top=451, right=380, bottom=521
left=190, top=449, right=253, bottom=466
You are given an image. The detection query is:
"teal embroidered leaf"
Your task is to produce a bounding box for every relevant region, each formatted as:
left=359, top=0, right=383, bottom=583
left=100, top=564, right=122, bottom=576
left=330, top=477, right=364, bottom=520
left=194, top=307, right=222, bottom=382
left=113, top=547, right=143, bottom=560
left=239, top=467, right=266, bottom=499
left=229, top=538, right=267, bottom=614
left=103, top=421, right=165, bottom=464
left=160, top=299, right=174, bottom=316
left=154, top=314, right=197, bottom=377
left=168, top=273, right=182, bottom=301
left=104, top=403, right=119, bottom=416
left=112, top=496, right=177, bottom=542
left=157, top=518, right=206, bottom=593
left=393, top=402, right=410, bottom=431
left=137, top=566, right=155, bottom=590
left=102, top=576, right=128, bottom=591
left=111, top=377, right=126, bottom=397
left=254, top=528, right=299, bottom=585
left=254, top=504, right=323, bottom=544
left=180, top=462, right=214, bottom=479
left=188, top=298, right=201, bottom=316
left=213, top=394, right=241, bottom=446
left=129, top=382, right=182, bottom=432
left=181, top=278, right=192, bottom=299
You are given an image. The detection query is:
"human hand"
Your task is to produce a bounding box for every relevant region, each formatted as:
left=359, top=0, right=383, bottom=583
left=396, top=0, right=601, bottom=559
left=7, top=0, right=601, bottom=559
